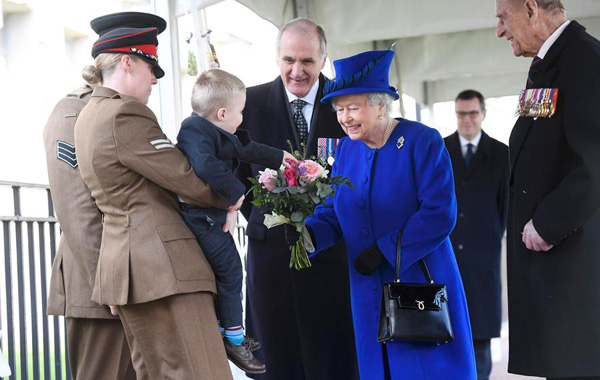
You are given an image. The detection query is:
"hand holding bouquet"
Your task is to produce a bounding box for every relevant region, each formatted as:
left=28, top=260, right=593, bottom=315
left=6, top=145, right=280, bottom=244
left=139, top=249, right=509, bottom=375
left=249, top=158, right=352, bottom=270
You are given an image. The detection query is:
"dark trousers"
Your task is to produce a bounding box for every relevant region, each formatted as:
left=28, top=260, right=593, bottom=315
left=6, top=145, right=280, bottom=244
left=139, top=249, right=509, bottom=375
left=181, top=206, right=243, bottom=328
left=474, top=339, right=492, bottom=380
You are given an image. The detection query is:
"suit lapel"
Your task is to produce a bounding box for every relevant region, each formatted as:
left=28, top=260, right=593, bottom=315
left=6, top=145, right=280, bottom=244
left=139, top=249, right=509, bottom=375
left=465, top=131, right=490, bottom=177
left=447, top=131, right=492, bottom=180
left=509, top=22, right=581, bottom=180
left=538, top=21, right=583, bottom=77
left=262, top=77, right=300, bottom=151
left=446, top=132, right=467, bottom=181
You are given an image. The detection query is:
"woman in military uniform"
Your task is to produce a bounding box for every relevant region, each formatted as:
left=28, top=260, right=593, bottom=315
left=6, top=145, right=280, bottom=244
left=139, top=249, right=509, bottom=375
left=74, top=13, right=233, bottom=379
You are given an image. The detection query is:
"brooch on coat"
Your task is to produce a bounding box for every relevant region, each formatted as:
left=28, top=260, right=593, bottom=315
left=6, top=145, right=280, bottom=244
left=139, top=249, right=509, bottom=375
left=396, top=136, right=405, bottom=149
left=515, top=88, right=558, bottom=118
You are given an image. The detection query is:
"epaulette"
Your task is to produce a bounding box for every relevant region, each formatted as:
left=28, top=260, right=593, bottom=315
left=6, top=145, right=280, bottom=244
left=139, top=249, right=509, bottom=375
left=65, top=85, right=94, bottom=99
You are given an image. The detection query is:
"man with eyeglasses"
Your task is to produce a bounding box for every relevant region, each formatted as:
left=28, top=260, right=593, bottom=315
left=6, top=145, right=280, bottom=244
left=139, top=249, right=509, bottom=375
left=444, top=89, right=509, bottom=380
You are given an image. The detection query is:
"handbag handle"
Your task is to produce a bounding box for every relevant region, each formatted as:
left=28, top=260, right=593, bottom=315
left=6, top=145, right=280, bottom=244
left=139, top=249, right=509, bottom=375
left=394, top=231, right=434, bottom=284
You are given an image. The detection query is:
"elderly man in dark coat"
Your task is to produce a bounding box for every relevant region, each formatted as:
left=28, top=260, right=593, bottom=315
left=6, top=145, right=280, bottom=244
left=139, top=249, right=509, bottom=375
left=444, top=89, right=509, bottom=380
left=496, top=0, right=600, bottom=378
left=236, top=18, right=358, bottom=380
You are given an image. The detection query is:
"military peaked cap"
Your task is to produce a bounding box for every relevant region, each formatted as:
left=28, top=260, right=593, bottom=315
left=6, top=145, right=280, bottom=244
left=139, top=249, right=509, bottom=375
left=91, top=12, right=167, bottom=36
left=91, top=26, right=165, bottom=79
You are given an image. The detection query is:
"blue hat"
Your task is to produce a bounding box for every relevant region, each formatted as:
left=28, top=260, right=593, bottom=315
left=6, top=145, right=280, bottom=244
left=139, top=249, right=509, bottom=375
left=321, top=50, right=399, bottom=104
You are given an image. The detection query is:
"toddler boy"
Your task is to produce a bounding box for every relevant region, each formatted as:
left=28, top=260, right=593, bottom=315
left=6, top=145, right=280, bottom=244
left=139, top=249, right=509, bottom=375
left=177, top=69, right=294, bottom=374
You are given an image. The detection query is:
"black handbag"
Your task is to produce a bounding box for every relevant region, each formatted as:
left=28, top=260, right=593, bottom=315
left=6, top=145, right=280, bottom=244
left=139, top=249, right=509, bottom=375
left=377, top=231, right=454, bottom=343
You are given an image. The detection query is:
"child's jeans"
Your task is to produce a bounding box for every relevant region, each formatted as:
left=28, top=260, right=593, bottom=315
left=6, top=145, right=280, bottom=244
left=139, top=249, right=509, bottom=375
left=180, top=203, right=243, bottom=328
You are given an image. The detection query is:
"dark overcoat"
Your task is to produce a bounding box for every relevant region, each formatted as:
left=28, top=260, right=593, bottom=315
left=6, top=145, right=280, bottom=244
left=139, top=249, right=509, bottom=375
left=236, top=75, right=359, bottom=380
left=444, top=131, right=508, bottom=340
left=507, top=21, right=600, bottom=377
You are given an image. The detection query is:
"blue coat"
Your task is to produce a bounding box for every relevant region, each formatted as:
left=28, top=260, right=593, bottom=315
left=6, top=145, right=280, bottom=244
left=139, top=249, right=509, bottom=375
left=307, top=119, right=476, bottom=379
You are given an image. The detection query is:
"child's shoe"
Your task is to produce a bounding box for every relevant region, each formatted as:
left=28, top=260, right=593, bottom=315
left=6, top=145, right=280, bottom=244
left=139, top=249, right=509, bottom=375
left=223, top=338, right=266, bottom=374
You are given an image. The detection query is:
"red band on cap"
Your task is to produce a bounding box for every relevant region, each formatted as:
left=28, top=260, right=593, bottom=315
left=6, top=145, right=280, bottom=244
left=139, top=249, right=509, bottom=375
left=93, top=27, right=157, bottom=48
left=109, top=44, right=157, bottom=58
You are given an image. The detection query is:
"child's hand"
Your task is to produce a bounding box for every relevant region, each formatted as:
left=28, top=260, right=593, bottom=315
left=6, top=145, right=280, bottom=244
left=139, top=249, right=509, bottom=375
left=223, top=210, right=238, bottom=233
left=282, top=151, right=298, bottom=168
left=229, top=194, right=245, bottom=211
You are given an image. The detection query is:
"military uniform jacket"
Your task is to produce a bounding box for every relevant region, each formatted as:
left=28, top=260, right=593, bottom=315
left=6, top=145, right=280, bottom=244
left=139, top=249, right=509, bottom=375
left=444, top=131, right=508, bottom=339
left=44, top=85, right=113, bottom=319
left=176, top=113, right=282, bottom=225
left=507, top=21, right=600, bottom=377
left=74, top=86, right=229, bottom=306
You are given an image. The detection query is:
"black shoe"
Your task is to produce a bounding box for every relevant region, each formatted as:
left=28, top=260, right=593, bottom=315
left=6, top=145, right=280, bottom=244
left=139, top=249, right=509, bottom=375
left=224, top=338, right=266, bottom=374
left=243, top=336, right=261, bottom=352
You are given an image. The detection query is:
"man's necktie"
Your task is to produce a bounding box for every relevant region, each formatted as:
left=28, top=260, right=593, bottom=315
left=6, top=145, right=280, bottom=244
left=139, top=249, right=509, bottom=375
left=526, top=56, right=542, bottom=89
left=465, top=143, right=474, bottom=167
left=292, top=99, right=308, bottom=146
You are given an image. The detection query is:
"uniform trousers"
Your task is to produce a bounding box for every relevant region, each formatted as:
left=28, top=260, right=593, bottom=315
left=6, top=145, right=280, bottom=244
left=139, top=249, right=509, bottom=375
left=66, top=317, right=136, bottom=380
left=117, top=292, right=233, bottom=380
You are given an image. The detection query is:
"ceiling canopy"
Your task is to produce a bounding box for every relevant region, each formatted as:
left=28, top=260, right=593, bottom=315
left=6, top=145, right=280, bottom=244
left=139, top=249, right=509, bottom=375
left=235, top=0, right=600, bottom=103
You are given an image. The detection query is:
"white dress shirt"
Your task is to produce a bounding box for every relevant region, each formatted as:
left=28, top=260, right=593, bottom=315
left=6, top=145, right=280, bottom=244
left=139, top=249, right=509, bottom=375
left=285, top=79, right=320, bottom=132
left=458, top=131, right=482, bottom=158
left=538, top=20, right=571, bottom=59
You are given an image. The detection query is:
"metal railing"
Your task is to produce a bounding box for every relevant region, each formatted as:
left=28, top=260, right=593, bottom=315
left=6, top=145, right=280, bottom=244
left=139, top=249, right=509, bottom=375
left=0, top=180, right=249, bottom=380
left=0, top=181, right=70, bottom=380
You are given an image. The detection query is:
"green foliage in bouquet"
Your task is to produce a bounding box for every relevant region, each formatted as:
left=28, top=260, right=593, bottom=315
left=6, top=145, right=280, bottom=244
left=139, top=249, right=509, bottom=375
left=248, top=147, right=353, bottom=269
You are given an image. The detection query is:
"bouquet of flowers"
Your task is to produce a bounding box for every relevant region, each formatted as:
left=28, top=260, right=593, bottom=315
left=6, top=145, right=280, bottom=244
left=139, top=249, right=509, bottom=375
left=248, top=158, right=353, bottom=270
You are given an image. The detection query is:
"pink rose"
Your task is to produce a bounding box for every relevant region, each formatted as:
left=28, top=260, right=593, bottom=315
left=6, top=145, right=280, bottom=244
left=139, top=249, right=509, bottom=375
left=283, top=167, right=298, bottom=187
left=258, top=169, right=278, bottom=191
left=298, top=160, right=328, bottom=183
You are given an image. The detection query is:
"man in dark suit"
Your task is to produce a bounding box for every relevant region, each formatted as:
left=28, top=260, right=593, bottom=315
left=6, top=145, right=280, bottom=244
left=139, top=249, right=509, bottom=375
left=496, top=0, right=600, bottom=379
left=444, top=90, right=509, bottom=380
left=236, top=18, right=358, bottom=380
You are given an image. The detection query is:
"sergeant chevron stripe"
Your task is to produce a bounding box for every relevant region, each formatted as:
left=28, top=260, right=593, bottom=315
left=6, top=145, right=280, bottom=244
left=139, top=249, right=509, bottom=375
left=56, top=140, right=78, bottom=168
left=150, top=138, right=175, bottom=150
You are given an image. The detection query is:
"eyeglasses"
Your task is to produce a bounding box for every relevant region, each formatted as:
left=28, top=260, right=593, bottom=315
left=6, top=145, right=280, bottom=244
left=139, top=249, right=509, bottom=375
left=456, top=111, right=482, bottom=119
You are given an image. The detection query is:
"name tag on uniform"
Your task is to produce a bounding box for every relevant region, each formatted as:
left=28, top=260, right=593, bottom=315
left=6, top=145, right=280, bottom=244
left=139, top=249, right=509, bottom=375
left=317, top=138, right=340, bottom=166
left=515, top=88, right=558, bottom=118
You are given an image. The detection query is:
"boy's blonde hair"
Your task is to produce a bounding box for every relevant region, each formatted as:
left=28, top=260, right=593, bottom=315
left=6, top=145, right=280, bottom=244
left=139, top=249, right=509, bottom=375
left=191, top=69, right=246, bottom=117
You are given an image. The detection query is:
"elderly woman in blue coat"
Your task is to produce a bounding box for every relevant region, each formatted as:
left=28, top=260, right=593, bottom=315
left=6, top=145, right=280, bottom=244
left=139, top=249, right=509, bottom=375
left=287, top=50, right=476, bottom=379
